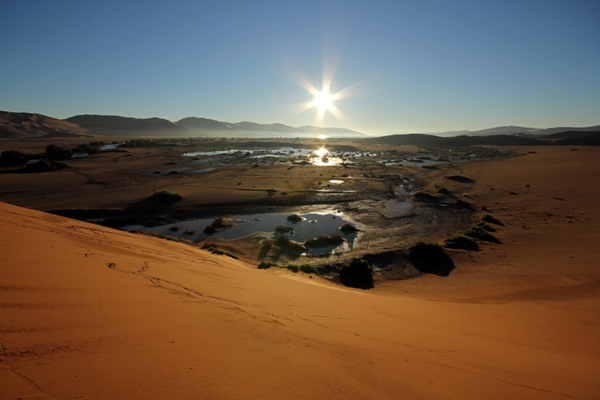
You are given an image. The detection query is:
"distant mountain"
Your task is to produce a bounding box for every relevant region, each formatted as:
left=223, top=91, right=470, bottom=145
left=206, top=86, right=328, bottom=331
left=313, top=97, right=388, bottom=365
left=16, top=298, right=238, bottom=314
left=546, top=131, right=600, bottom=145
left=375, top=133, right=548, bottom=147
left=530, top=125, right=600, bottom=136
left=0, top=111, right=85, bottom=138
left=176, top=117, right=364, bottom=137
left=428, top=125, right=600, bottom=137
left=176, top=117, right=236, bottom=131
left=468, top=126, right=536, bottom=136
left=66, top=115, right=184, bottom=136
left=2, top=110, right=598, bottom=142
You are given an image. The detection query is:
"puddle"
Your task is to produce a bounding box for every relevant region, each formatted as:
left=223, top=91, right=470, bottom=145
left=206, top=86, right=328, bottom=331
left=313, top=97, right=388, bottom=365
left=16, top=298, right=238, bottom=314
left=125, top=212, right=359, bottom=252
left=191, top=168, right=216, bottom=174
left=329, top=180, right=344, bottom=184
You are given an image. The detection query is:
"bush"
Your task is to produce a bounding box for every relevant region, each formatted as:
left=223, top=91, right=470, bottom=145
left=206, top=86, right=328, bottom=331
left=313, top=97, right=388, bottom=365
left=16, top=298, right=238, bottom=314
left=477, top=222, right=496, bottom=232
left=464, top=227, right=501, bottom=243
left=203, top=224, right=217, bottom=234
left=284, top=264, right=299, bottom=273
left=444, top=175, right=475, bottom=183
left=339, top=258, right=373, bottom=289
left=413, top=191, right=438, bottom=202
left=45, top=144, right=73, bottom=161
left=258, top=261, right=277, bottom=269
left=73, top=143, right=101, bottom=154
left=202, top=244, right=239, bottom=259
left=406, top=242, right=455, bottom=276
left=0, top=150, right=30, bottom=167
left=340, top=223, right=358, bottom=235
left=444, top=236, right=479, bottom=251
left=299, top=264, right=318, bottom=274
left=275, top=225, right=294, bottom=234
left=482, top=214, right=504, bottom=226
left=150, top=190, right=184, bottom=203
left=287, top=214, right=303, bottom=223
left=24, top=159, right=69, bottom=172
left=274, top=236, right=306, bottom=255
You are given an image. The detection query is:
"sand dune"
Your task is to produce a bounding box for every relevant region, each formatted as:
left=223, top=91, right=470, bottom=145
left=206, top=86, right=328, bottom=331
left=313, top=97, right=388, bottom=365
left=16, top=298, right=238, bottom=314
left=2, top=147, right=600, bottom=399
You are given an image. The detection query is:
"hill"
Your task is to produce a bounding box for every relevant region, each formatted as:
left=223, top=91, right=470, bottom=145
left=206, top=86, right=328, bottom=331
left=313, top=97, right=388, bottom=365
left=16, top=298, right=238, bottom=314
left=373, top=133, right=545, bottom=147
left=176, top=117, right=364, bottom=137
left=0, top=111, right=85, bottom=138
left=2, top=110, right=597, bottom=141
left=66, top=114, right=185, bottom=136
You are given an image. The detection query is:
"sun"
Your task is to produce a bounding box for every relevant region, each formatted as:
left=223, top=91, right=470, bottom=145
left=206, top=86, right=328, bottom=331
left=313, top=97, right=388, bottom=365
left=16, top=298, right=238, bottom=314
left=312, top=89, right=337, bottom=111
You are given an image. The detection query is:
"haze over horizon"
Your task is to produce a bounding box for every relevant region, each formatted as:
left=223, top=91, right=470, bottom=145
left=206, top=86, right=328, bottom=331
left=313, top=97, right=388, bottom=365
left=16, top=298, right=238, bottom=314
left=1, top=0, right=599, bottom=135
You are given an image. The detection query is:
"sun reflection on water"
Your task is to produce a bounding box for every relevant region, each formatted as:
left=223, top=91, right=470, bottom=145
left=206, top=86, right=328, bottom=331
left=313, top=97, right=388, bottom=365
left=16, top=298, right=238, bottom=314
left=310, top=147, right=343, bottom=166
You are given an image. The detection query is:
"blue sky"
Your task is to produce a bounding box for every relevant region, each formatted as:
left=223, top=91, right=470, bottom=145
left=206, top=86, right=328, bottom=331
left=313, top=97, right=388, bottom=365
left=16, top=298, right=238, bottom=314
left=1, top=0, right=599, bottom=134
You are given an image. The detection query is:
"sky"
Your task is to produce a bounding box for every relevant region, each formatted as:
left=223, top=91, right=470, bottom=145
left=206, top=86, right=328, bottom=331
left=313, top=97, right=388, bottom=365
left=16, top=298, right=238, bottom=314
left=1, top=0, right=599, bottom=134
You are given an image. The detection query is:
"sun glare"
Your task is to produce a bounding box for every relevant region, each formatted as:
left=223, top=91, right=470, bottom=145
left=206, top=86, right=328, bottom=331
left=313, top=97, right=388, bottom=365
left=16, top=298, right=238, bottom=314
left=312, top=89, right=336, bottom=111
left=314, top=147, right=329, bottom=158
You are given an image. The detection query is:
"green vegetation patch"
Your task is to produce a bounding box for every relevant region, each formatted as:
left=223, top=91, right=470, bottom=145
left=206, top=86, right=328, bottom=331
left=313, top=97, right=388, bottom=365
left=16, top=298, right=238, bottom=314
left=202, top=244, right=239, bottom=259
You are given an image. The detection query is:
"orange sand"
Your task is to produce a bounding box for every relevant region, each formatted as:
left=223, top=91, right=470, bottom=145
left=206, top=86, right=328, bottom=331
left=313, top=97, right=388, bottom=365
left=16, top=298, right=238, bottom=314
left=1, top=147, right=599, bottom=399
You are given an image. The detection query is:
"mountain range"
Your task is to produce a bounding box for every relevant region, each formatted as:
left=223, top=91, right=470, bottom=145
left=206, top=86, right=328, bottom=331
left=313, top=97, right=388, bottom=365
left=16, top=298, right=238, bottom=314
left=1, top=111, right=598, bottom=145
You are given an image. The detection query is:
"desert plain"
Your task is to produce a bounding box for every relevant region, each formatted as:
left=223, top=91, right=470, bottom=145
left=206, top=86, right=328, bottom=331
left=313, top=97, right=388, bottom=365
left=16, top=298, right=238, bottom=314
left=1, top=138, right=599, bottom=399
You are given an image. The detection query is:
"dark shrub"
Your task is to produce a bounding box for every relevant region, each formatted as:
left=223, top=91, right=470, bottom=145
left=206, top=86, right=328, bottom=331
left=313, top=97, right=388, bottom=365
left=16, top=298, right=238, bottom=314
left=287, top=214, right=303, bottom=223
left=275, top=225, right=294, bottom=234
left=444, top=236, right=479, bottom=251
left=444, top=175, right=475, bottom=183
left=413, top=191, right=438, bottom=202
left=482, top=214, right=504, bottom=226
left=258, top=261, right=277, bottom=269
left=73, top=143, right=101, bottom=154
left=477, top=222, right=496, bottom=232
left=150, top=190, right=183, bottom=203
left=0, top=150, right=29, bottom=167
left=204, top=217, right=234, bottom=234
left=24, top=159, right=69, bottom=173
left=274, top=236, right=306, bottom=256
left=406, top=242, right=455, bottom=276
left=285, top=264, right=299, bottom=273
left=203, top=224, right=217, bottom=234
left=45, top=144, right=73, bottom=161
left=339, top=258, right=373, bottom=289
left=340, top=223, right=358, bottom=235
left=464, top=227, right=501, bottom=243
left=202, top=244, right=239, bottom=259
left=300, top=264, right=318, bottom=274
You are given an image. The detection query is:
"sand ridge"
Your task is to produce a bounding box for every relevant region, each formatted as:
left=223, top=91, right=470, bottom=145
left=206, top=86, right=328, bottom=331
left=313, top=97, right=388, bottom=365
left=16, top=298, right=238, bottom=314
left=1, top=146, right=600, bottom=399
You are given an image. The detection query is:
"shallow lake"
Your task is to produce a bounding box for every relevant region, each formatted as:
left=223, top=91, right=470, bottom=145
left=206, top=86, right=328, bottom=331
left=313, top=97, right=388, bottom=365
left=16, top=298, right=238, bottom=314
left=125, top=211, right=359, bottom=249
left=182, top=147, right=374, bottom=167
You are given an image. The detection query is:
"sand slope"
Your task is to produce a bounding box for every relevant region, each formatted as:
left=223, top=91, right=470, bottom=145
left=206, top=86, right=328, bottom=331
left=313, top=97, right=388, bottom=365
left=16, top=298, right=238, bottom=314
left=2, top=148, right=600, bottom=399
